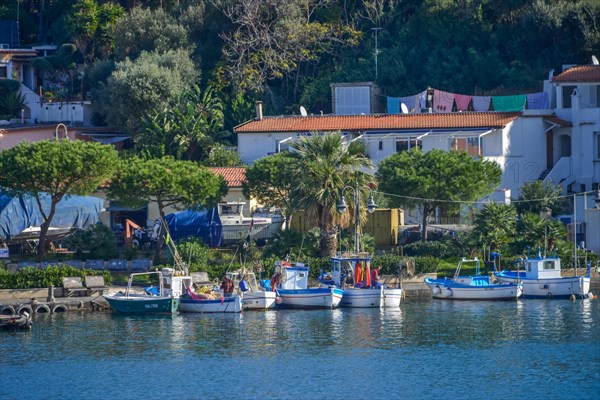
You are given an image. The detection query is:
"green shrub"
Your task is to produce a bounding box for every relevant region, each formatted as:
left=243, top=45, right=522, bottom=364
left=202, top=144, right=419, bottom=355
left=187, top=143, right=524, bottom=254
left=403, top=239, right=465, bottom=258
left=65, top=224, right=118, bottom=260
left=0, top=265, right=111, bottom=289
left=413, top=256, right=441, bottom=274
left=0, top=79, right=20, bottom=94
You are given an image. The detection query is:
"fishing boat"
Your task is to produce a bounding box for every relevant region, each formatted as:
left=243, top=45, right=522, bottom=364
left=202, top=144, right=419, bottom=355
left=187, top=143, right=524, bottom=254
left=493, top=251, right=592, bottom=299
left=226, top=269, right=276, bottom=310
left=103, top=268, right=191, bottom=314
left=424, top=258, right=522, bottom=300
left=322, top=253, right=402, bottom=308
left=178, top=287, right=242, bottom=313
left=274, top=260, right=343, bottom=309
left=218, top=202, right=284, bottom=244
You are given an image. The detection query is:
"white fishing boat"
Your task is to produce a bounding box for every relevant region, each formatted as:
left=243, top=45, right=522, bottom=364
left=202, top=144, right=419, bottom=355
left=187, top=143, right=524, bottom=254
left=322, top=253, right=402, bottom=308
left=226, top=269, right=276, bottom=310
left=424, top=258, right=522, bottom=300
left=274, top=260, right=343, bottom=309
left=218, top=202, right=284, bottom=244
left=494, top=251, right=592, bottom=299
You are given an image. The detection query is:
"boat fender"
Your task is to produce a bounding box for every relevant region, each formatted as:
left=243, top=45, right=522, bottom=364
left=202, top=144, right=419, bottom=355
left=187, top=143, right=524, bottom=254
left=569, top=294, right=576, bottom=302
left=52, top=304, right=68, bottom=313
left=275, top=296, right=283, bottom=305
left=0, top=305, right=15, bottom=315
left=16, top=304, right=34, bottom=316
left=445, top=287, right=453, bottom=298
left=432, top=285, right=441, bottom=295
left=35, top=304, right=51, bottom=314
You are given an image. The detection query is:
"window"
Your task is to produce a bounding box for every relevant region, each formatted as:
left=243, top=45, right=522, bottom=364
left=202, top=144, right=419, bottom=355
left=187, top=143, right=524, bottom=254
left=562, top=86, right=576, bottom=108
left=395, top=139, right=421, bottom=153
left=0, top=65, right=7, bottom=79
left=543, top=261, right=556, bottom=270
left=595, top=133, right=600, bottom=160
left=378, top=140, right=383, bottom=151
left=451, top=137, right=480, bottom=156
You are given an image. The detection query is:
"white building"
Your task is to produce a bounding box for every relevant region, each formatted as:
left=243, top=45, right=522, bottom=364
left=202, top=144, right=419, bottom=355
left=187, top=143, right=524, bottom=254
left=236, top=107, right=569, bottom=199
left=235, top=65, right=600, bottom=251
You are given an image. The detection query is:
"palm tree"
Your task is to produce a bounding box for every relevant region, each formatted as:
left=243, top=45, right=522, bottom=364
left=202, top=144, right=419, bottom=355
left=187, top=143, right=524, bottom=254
left=472, top=202, right=517, bottom=257
left=289, top=132, right=375, bottom=257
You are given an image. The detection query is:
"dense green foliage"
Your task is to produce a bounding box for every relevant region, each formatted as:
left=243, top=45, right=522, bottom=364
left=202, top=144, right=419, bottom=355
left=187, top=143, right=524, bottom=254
left=65, top=224, right=119, bottom=260
left=377, top=148, right=502, bottom=241
left=0, top=265, right=111, bottom=289
left=108, top=156, right=228, bottom=260
left=0, top=140, right=119, bottom=255
left=288, top=133, right=376, bottom=256
left=2, top=0, right=597, bottom=131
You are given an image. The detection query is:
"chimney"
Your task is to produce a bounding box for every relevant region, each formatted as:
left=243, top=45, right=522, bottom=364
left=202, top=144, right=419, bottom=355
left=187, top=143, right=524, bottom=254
left=255, top=101, right=263, bottom=120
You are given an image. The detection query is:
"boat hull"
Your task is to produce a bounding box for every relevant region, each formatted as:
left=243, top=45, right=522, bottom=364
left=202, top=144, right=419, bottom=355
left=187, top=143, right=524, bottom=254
left=495, top=274, right=591, bottom=299
left=425, top=278, right=522, bottom=300
left=383, top=288, right=402, bottom=307
left=241, top=291, right=276, bottom=310
left=221, top=221, right=284, bottom=243
left=179, top=295, right=242, bottom=313
left=276, top=287, right=343, bottom=309
left=340, top=287, right=383, bottom=308
left=103, top=293, right=179, bottom=313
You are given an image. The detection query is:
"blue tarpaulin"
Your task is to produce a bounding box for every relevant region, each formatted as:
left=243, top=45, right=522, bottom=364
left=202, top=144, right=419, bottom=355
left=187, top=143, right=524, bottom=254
left=165, top=208, right=222, bottom=248
left=0, top=193, right=105, bottom=241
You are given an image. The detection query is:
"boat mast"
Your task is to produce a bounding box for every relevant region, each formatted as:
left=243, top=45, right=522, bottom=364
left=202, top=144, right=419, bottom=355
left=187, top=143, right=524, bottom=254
left=573, top=193, right=577, bottom=275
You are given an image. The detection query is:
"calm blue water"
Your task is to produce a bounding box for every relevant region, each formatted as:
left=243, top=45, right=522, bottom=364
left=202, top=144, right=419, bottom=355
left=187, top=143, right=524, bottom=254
left=1, top=299, right=599, bottom=400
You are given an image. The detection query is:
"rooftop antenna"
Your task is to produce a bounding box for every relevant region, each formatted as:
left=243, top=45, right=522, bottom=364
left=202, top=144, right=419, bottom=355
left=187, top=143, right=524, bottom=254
left=300, top=106, right=308, bottom=117
left=372, top=27, right=382, bottom=80
left=592, top=55, right=599, bottom=65
left=400, top=103, right=409, bottom=114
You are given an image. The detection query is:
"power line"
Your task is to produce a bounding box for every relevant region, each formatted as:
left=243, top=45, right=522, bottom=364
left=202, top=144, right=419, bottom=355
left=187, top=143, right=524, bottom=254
left=375, top=189, right=598, bottom=205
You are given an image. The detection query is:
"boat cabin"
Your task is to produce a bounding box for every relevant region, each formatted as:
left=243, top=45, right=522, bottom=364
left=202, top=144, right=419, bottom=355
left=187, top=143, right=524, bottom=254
left=329, top=254, right=372, bottom=288
left=275, top=261, right=308, bottom=290
left=524, top=257, right=561, bottom=279
left=160, top=268, right=192, bottom=298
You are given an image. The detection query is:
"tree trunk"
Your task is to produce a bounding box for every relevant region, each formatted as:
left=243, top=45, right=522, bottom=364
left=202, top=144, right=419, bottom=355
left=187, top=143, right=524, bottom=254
left=154, top=205, right=166, bottom=263
left=37, top=200, right=57, bottom=257
left=284, top=213, right=292, bottom=231
left=319, top=225, right=338, bottom=257
left=421, top=205, right=431, bottom=242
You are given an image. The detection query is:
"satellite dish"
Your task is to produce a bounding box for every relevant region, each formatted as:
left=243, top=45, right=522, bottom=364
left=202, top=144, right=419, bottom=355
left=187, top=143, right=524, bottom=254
left=400, top=103, right=409, bottom=114
left=300, top=106, right=308, bottom=117
left=592, top=55, right=599, bottom=65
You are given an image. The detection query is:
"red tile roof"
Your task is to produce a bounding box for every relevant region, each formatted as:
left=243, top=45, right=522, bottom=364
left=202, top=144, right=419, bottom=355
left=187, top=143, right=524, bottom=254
left=209, top=167, right=246, bottom=187
left=235, top=112, right=522, bottom=133
left=543, top=116, right=571, bottom=128
left=552, top=65, right=600, bottom=83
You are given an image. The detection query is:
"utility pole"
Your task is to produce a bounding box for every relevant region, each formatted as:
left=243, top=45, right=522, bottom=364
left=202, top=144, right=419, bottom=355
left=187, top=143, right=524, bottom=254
left=372, top=27, right=382, bottom=80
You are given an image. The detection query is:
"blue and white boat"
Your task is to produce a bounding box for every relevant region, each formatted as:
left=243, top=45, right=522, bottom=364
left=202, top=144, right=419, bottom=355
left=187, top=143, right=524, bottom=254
left=321, top=253, right=402, bottom=308
left=494, top=251, right=591, bottom=299
left=274, top=260, right=343, bottom=309
left=425, top=258, right=522, bottom=300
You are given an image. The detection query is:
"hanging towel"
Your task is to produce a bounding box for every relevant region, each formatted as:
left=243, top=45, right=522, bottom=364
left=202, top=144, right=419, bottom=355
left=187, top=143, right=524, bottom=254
left=526, top=92, right=549, bottom=110
left=433, top=89, right=455, bottom=113
left=419, top=90, right=427, bottom=111
left=492, top=94, right=527, bottom=111
left=387, top=97, right=401, bottom=114
left=472, top=96, right=491, bottom=112
left=454, top=94, right=472, bottom=111
left=399, top=94, right=420, bottom=113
